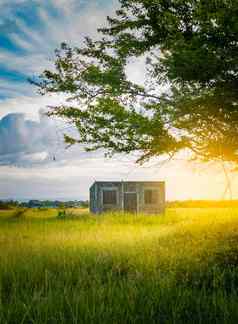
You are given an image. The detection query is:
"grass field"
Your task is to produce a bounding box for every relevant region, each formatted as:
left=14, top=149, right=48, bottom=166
left=0, top=208, right=238, bottom=323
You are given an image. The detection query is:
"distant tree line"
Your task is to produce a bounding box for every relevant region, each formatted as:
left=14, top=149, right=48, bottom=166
left=0, top=200, right=19, bottom=210
left=167, top=200, right=238, bottom=208
left=0, top=200, right=89, bottom=209
left=1, top=199, right=237, bottom=210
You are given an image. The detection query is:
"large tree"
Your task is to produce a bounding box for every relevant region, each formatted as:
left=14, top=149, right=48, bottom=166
left=36, top=0, right=238, bottom=164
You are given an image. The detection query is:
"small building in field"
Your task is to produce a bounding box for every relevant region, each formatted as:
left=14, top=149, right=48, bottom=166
left=90, top=181, right=165, bottom=214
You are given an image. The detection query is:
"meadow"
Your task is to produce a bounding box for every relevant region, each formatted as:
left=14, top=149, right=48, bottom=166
left=0, top=208, right=238, bottom=324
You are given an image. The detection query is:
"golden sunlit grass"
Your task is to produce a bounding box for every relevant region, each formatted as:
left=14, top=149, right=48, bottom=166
left=0, top=208, right=238, bottom=323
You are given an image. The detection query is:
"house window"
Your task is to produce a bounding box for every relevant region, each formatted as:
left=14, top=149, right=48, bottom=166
left=144, top=189, right=158, bottom=204
left=103, top=190, right=117, bottom=205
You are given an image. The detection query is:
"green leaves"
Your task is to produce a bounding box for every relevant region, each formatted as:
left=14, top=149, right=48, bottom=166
left=37, top=0, right=238, bottom=165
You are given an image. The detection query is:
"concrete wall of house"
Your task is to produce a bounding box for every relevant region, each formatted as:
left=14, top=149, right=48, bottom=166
left=90, top=181, right=165, bottom=214
left=90, top=182, right=123, bottom=214
left=89, top=183, right=98, bottom=213
left=139, top=182, right=165, bottom=214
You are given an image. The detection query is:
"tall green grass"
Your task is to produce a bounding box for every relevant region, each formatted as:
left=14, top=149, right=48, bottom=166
left=0, top=208, right=238, bottom=323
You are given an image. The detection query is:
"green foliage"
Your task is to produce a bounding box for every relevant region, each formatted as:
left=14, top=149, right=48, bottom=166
left=57, top=209, right=66, bottom=218
left=36, top=1, right=238, bottom=164
left=1, top=208, right=238, bottom=323
left=57, top=209, right=81, bottom=219
left=0, top=200, right=19, bottom=210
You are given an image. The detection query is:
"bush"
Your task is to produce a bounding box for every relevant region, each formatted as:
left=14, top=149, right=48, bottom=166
left=57, top=210, right=66, bottom=218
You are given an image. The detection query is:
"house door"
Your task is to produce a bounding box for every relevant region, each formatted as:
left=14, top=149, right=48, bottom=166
left=124, top=193, right=137, bottom=213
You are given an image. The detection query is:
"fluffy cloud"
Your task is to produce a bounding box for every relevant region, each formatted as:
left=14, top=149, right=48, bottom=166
left=0, top=109, right=109, bottom=167
left=0, top=112, right=59, bottom=166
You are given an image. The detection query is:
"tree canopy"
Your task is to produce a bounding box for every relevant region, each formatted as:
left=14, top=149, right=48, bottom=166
left=36, top=0, right=238, bottom=164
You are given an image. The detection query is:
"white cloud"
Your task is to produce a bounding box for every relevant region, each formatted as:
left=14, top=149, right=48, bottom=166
left=0, top=93, right=66, bottom=119
left=14, top=16, right=50, bottom=49
left=8, top=33, right=36, bottom=52
left=0, top=151, right=236, bottom=200
left=0, top=112, right=58, bottom=164
left=0, top=0, right=117, bottom=72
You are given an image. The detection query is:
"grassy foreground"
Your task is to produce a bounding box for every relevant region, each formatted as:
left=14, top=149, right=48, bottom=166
left=0, top=208, right=238, bottom=324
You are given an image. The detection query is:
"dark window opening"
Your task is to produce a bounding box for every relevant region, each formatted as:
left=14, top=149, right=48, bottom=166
left=103, top=190, right=117, bottom=205
left=144, top=189, right=158, bottom=204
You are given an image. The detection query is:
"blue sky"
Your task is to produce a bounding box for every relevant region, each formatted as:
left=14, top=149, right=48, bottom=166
left=0, top=0, right=114, bottom=100
left=0, top=0, right=236, bottom=201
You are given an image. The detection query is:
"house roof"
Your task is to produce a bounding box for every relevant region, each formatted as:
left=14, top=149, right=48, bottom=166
left=90, top=181, right=165, bottom=189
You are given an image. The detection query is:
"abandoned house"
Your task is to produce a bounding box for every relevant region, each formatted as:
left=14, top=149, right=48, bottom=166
left=90, top=181, right=165, bottom=214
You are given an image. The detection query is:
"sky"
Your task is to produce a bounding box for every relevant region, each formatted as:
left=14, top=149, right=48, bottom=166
left=0, top=0, right=237, bottom=201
